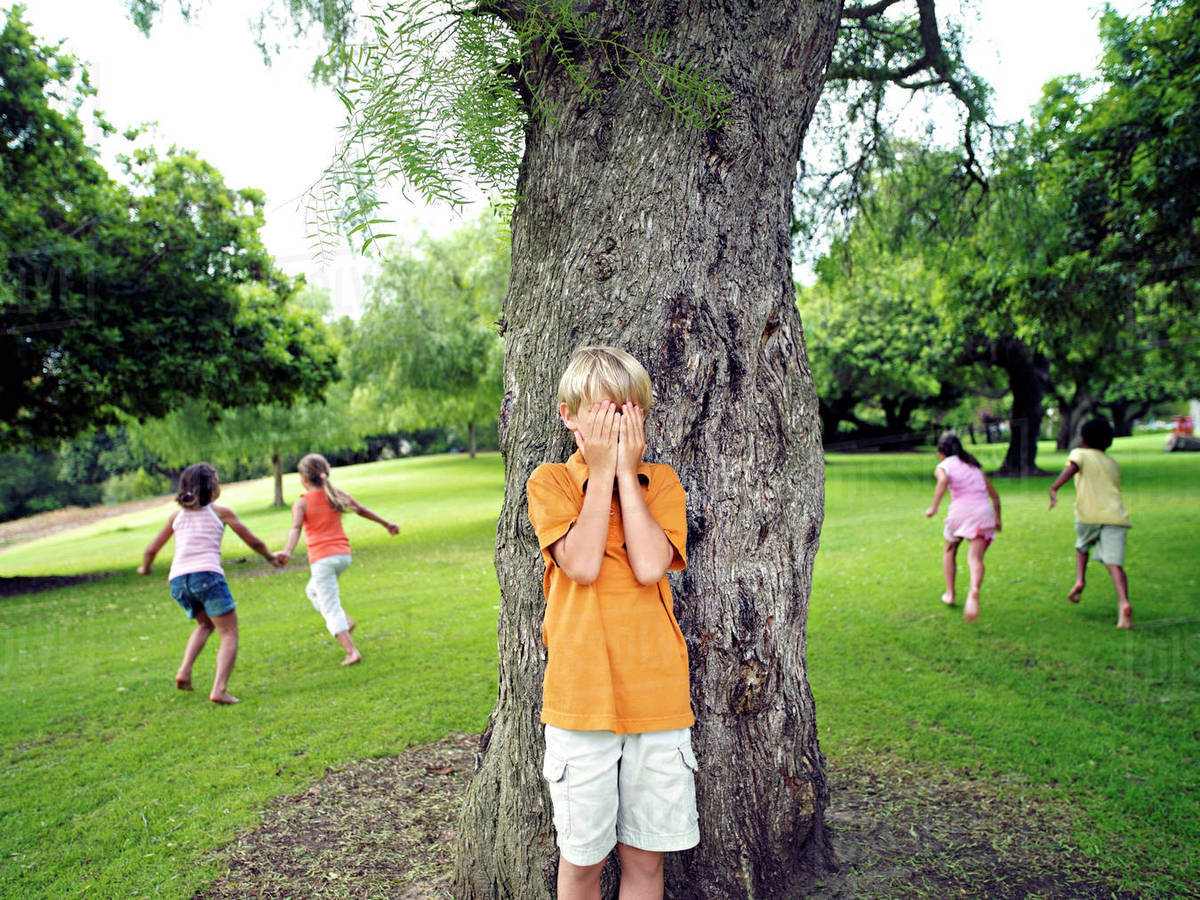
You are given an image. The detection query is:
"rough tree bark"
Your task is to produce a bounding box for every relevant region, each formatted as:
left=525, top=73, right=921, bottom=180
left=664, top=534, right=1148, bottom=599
left=453, top=2, right=840, bottom=897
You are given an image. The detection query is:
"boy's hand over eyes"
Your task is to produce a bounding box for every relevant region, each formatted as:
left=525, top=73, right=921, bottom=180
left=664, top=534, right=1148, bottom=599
left=617, top=403, right=646, bottom=476
left=577, top=399, right=620, bottom=476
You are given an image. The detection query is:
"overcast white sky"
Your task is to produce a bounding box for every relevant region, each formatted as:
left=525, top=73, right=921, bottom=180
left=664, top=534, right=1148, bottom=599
left=23, top=0, right=1146, bottom=316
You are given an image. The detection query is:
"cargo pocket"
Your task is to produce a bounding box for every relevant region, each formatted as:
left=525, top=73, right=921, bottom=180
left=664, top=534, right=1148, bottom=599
left=542, top=751, right=571, bottom=840
left=677, top=743, right=700, bottom=828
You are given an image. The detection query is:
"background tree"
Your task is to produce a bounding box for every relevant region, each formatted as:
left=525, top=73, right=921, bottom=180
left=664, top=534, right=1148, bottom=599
left=129, top=284, right=360, bottom=506
left=349, top=216, right=506, bottom=458
left=0, top=7, right=340, bottom=448
left=950, top=0, right=1199, bottom=469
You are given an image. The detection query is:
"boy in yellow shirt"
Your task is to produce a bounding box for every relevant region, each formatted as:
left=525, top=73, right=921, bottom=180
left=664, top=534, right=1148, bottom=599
left=526, top=346, right=698, bottom=900
left=1048, top=417, right=1133, bottom=628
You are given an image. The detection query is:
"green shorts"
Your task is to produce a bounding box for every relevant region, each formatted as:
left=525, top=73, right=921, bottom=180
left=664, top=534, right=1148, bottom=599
left=1074, top=522, right=1128, bottom=566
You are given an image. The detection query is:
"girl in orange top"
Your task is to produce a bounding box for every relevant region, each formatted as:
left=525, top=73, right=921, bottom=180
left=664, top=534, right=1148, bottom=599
left=278, top=453, right=398, bottom=665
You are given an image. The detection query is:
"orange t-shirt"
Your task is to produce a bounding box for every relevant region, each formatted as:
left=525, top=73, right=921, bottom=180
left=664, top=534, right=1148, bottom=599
left=302, top=489, right=351, bottom=563
left=526, top=450, right=692, bottom=734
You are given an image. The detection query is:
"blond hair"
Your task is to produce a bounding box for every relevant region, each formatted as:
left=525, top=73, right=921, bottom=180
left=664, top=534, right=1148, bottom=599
left=297, top=453, right=352, bottom=512
left=557, top=346, right=654, bottom=414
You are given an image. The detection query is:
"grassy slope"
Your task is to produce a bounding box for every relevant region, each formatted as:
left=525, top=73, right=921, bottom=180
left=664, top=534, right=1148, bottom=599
left=1, top=439, right=1196, bottom=896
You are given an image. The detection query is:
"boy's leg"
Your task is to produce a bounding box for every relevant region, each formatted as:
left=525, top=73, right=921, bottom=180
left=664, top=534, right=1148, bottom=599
left=1105, top=565, right=1132, bottom=629
left=964, top=537, right=987, bottom=622
left=1069, top=550, right=1088, bottom=603
left=208, top=609, right=239, bottom=704
left=557, top=857, right=605, bottom=900
left=1071, top=522, right=1102, bottom=603
left=941, top=540, right=960, bottom=605
left=544, top=725, right=622, bottom=893
left=616, top=844, right=664, bottom=900
left=1095, top=526, right=1132, bottom=628
left=177, top=611, right=215, bottom=690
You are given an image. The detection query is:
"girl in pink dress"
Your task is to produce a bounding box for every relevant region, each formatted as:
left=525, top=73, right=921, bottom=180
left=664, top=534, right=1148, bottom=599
left=924, top=433, right=1002, bottom=622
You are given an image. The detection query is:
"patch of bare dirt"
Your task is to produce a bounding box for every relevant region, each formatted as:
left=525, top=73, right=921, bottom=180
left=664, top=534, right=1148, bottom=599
left=0, top=496, right=172, bottom=547
left=196, top=734, right=477, bottom=900
left=195, top=737, right=1137, bottom=899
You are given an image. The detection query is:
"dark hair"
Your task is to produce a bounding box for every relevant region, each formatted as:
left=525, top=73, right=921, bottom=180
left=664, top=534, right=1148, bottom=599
left=176, top=462, right=220, bottom=509
left=936, top=432, right=982, bottom=468
left=1080, top=418, right=1114, bottom=451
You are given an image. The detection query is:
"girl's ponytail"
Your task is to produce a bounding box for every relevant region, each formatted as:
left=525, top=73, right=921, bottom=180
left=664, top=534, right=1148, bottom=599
left=298, top=453, right=352, bottom=512
left=176, top=462, right=219, bottom=508
left=936, top=432, right=982, bottom=469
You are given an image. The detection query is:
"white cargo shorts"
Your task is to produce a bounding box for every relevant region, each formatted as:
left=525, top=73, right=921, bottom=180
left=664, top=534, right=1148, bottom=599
left=542, top=724, right=700, bottom=866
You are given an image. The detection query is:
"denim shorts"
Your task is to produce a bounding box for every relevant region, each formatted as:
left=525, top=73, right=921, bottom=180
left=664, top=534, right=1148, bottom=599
left=169, top=571, right=236, bottom=620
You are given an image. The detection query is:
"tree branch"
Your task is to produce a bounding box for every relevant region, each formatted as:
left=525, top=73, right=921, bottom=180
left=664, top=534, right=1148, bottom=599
left=841, top=0, right=907, bottom=21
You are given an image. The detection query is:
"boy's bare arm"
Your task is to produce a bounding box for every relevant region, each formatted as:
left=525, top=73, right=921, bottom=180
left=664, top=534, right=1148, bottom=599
left=551, top=400, right=620, bottom=584
left=137, top=513, right=178, bottom=574
left=550, top=489, right=612, bottom=584
left=617, top=474, right=674, bottom=584
left=615, top=404, right=674, bottom=584
left=1048, top=461, right=1079, bottom=510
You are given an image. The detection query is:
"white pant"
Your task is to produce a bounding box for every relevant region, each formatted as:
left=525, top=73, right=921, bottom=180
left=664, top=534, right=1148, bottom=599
left=306, top=554, right=352, bottom=635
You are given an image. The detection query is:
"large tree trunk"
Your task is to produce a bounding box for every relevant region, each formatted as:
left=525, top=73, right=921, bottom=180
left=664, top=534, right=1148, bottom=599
left=1054, top=387, right=1096, bottom=450
left=992, top=338, right=1052, bottom=476
left=468, top=421, right=477, bottom=459
left=1103, top=398, right=1148, bottom=438
left=453, top=3, right=839, bottom=897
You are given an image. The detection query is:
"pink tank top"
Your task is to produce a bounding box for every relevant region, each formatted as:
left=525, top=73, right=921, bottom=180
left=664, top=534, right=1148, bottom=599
left=936, top=455, right=989, bottom=505
left=168, top=505, right=226, bottom=579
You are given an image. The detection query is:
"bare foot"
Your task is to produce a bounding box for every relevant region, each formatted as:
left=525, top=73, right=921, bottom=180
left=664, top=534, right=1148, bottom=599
left=1117, top=603, right=1133, bottom=629
left=209, top=691, right=240, bottom=704
left=1068, top=582, right=1084, bottom=603
left=941, top=592, right=955, bottom=607
left=175, top=675, right=194, bottom=691
left=341, top=651, right=362, bottom=666
left=963, top=592, right=980, bottom=622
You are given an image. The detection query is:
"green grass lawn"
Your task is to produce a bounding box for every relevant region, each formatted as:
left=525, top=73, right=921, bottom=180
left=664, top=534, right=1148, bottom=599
left=0, top=454, right=505, bottom=899
left=1, top=439, right=1197, bottom=897
left=810, top=434, right=1200, bottom=895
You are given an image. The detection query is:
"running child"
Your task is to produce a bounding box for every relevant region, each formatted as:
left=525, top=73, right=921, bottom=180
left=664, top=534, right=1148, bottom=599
left=925, top=432, right=1002, bottom=622
left=138, top=462, right=283, bottom=704
left=1048, top=417, right=1133, bottom=628
left=527, top=346, right=698, bottom=899
left=277, top=453, right=398, bottom=665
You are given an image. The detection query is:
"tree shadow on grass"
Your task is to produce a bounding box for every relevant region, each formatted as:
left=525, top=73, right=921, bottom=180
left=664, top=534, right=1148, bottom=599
left=0, top=574, right=110, bottom=597
left=195, top=737, right=1138, bottom=899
